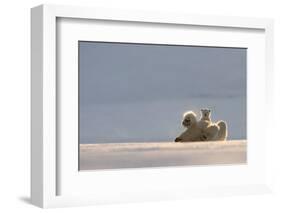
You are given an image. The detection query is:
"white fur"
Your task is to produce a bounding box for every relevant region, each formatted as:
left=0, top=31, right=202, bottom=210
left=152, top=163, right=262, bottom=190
left=175, top=111, right=202, bottom=142
left=175, top=110, right=228, bottom=142
left=216, top=121, right=228, bottom=140
left=198, top=109, right=211, bottom=130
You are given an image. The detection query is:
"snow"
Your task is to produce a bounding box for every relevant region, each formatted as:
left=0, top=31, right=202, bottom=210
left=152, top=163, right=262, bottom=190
left=79, top=140, right=247, bottom=170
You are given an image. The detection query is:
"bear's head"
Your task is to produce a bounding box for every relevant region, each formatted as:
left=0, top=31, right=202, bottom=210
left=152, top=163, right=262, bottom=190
left=182, top=111, right=197, bottom=128
left=200, top=108, right=211, bottom=120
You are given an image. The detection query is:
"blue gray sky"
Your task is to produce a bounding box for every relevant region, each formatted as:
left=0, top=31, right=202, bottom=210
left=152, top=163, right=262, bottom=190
left=79, top=41, right=246, bottom=143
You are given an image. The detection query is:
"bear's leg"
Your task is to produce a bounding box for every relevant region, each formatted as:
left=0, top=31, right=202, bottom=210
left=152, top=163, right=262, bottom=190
left=203, top=125, right=219, bottom=141
left=174, top=137, right=182, bottom=142
left=216, top=121, right=227, bottom=140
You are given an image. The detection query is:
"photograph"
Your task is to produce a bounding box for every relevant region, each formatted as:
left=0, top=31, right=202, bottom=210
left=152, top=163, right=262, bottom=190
left=78, top=41, right=247, bottom=170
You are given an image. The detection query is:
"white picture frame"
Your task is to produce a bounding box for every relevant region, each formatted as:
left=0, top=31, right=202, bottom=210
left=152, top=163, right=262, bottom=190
left=31, top=4, right=274, bottom=208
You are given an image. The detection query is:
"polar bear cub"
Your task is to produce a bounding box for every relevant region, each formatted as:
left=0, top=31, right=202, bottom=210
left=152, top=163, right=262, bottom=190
left=198, top=109, right=211, bottom=129
left=198, top=109, right=219, bottom=141
left=197, top=109, right=228, bottom=141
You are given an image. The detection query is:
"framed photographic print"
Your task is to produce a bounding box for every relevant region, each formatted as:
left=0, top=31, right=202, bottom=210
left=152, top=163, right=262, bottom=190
left=31, top=4, right=274, bottom=208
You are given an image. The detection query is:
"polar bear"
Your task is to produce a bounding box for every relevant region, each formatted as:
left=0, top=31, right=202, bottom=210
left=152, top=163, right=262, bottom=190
left=174, top=111, right=203, bottom=142
left=175, top=110, right=228, bottom=142
left=198, top=109, right=211, bottom=129
left=198, top=109, right=219, bottom=141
